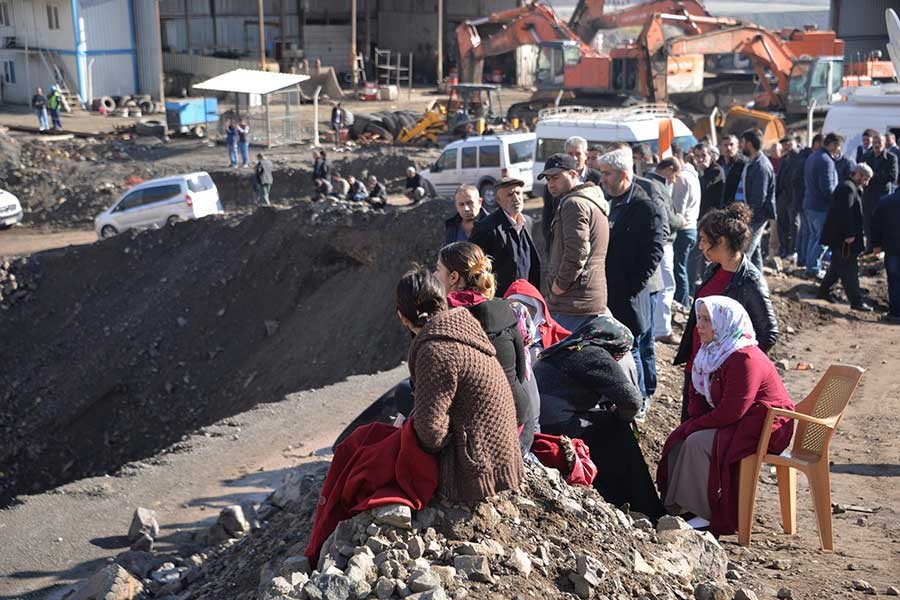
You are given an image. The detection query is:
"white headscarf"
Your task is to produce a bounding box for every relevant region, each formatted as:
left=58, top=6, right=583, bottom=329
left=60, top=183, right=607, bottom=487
left=691, top=295, right=758, bottom=406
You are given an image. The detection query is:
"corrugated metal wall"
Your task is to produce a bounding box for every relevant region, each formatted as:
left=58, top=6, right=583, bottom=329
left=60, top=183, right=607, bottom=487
left=133, top=0, right=163, bottom=99
left=304, top=25, right=351, bottom=70
left=80, top=0, right=132, bottom=50
left=88, top=53, right=135, bottom=96
left=832, top=0, right=900, bottom=61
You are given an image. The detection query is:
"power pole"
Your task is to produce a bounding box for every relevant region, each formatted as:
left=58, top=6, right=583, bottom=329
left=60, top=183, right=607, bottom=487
left=351, top=0, right=358, bottom=87
left=156, top=0, right=165, bottom=102
left=258, top=0, right=266, bottom=70
left=436, top=0, right=443, bottom=84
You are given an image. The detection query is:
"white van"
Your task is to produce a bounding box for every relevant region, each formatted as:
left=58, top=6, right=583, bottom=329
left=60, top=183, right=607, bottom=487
left=94, top=172, right=222, bottom=239
left=532, top=105, right=697, bottom=197
left=822, top=85, right=900, bottom=156
left=0, top=189, right=23, bottom=228
left=419, top=132, right=536, bottom=207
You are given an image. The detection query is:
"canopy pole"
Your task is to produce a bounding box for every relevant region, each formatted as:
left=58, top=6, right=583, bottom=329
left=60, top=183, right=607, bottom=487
left=313, top=85, right=322, bottom=146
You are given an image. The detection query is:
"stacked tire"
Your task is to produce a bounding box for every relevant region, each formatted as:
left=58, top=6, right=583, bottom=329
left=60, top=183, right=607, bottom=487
left=348, top=110, right=422, bottom=142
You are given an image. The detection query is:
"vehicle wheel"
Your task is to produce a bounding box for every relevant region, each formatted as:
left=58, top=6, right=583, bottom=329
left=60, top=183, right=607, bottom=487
left=479, top=180, right=497, bottom=209
left=699, top=89, right=719, bottom=111
left=0, top=223, right=11, bottom=231
left=350, top=115, right=371, bottom=139
left=192, top=124, right=207, bottom=138
left=100, top=225, right=118, bottom=239
left=166, top=215, right=181, bottom=227
left=423, top=179, right=437, bottom=200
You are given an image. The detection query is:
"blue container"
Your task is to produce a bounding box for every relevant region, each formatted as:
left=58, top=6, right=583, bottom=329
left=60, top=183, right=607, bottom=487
left=165, top=98, right=219, bottom=133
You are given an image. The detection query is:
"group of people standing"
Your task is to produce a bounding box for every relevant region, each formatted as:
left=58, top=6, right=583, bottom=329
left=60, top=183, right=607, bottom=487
left=31, top=86, right=64, bottom=132
left=340, top=132, right=799, bottom=537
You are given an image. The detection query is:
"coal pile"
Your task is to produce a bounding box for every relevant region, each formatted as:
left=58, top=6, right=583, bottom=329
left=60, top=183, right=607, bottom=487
left=0, top=200, right=451, bottom=505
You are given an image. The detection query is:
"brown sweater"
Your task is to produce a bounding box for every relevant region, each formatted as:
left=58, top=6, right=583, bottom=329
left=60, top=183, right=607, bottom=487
left=409, top=307, right=524, bottom=502
left=547, top=182, right=610, bottom=317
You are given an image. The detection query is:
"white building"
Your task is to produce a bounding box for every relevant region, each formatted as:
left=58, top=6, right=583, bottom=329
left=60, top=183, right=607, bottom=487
left=0, top=0, right=162, bottom=106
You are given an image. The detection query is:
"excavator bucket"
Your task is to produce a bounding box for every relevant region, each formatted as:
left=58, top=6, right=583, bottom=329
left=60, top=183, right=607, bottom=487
left=397, top=110, right=448, bottom=145
left=723, top=106, right=786, bottom=150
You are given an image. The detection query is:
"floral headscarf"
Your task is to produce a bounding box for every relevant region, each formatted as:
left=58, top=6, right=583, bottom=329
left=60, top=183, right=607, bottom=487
left=691, top=295, right=758, bottom=405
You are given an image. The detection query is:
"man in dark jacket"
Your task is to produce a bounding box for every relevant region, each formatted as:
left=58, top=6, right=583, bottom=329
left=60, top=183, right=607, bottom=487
left=775, top=136, right=800, bottom=259
left=542, top=136, right=601, bottom=249
left=817, top=164, right=873, bottom=311
left=444, top=184, right=488, bottom=245
left=254, top=153, right=274, bottom=206
left=469, top=177, right=541, bottom=296
left=718, top=134, right=747, bottom=205
left=366, top=175, right=387, bottom=208
left=862, top=132, right=899, bottom=253
left=855, top=129, right=875, bottom=163
left=32, top=87, right=49, bottom=132
left=872, top=187, right=900, bottom=322
left=691, top=143, right=724, bottom=294
left=642, top=159, right=681, bottom=344
left=792, top=134, right=820, bottom=266
left=739, top=129, right=777, bottom=270
left=599, top=148, right=664, bottom=412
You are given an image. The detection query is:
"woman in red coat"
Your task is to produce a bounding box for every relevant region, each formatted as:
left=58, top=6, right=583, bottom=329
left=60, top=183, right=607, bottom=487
left=657, top=295, right=794, bottom=534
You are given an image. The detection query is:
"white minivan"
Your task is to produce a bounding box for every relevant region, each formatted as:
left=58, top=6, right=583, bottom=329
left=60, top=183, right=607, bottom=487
left=94, top=172, right=223, bottom=239
left=532, top=105, right=697, bottom=197
left=419, top=132, right=536, bottom=207
left=0, top=189, right=23, bottom=228
left=822, top=84, right=900, bottom=156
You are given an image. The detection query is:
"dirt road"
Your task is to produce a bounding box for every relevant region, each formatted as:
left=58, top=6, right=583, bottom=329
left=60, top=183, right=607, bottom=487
left=1, top=273, right=898, bottom=600
left=0, top=227, right=95, bottom=258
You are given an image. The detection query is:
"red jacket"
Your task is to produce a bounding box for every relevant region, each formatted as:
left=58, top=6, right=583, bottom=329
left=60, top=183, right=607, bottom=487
left=503, top=279, right=571, bottom=348
left=657, top=346, right=794, bottom=535
left=305, top=420, right=438, bottom=563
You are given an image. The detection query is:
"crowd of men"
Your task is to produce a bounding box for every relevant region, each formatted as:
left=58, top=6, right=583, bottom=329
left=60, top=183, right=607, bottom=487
left=310, top=150, right=388, bottom=208
left=442, top=129, right=900, bottom=422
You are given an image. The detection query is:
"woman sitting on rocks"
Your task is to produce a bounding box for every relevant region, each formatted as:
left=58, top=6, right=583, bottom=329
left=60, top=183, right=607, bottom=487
left=398, top=268, right=524, bottom=502
left=435, top=241, right=534, bottom=450
left=674, top=203, right=779, bottom=422
left=657, top=296, right=794, bottom=533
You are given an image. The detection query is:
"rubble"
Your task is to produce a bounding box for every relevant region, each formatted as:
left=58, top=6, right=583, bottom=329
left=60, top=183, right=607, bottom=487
left=69, top=458, right=732, bottom=599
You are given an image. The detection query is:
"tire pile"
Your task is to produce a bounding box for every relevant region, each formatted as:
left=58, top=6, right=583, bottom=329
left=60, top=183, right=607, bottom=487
left=349, top=111, right=423, bottom=144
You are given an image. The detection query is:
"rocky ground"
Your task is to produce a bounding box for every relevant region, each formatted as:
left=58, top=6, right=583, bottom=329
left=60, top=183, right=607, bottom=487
left=1, top=176, right=898, bottom=599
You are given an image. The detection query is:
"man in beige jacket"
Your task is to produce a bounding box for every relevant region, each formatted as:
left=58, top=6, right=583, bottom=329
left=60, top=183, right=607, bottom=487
left=540, top=153, right=611, bottom=332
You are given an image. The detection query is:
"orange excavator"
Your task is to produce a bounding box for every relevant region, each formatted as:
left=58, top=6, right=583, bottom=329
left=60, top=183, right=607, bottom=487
left=568, top=0, right=715, bottom=42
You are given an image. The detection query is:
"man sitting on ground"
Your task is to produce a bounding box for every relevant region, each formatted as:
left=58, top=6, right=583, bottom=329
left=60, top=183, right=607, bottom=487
left=366, top=175, right=388, bottom=208
left=405, top=166, right=426, bottom=204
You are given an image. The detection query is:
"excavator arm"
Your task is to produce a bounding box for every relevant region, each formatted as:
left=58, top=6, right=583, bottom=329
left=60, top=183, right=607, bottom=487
left=569, top=0, right=717, bottom=43
left=666, top=25, right=799, bottom=109
left=457, top=2, right=594, bottom=83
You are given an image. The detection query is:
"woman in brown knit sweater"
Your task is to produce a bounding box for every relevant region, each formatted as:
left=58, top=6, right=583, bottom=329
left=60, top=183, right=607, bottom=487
left=397, top=269, right=524, bottom=502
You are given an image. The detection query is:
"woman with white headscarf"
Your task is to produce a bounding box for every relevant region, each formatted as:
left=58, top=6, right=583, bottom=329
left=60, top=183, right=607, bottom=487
left=656, top=295, right=795, bottom=533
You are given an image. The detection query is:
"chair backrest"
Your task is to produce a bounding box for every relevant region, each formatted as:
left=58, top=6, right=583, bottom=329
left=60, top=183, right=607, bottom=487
left=792, top=364, right=864, bottom=458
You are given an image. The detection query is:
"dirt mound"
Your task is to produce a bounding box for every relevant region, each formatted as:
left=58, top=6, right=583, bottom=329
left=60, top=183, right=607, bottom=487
left=0, top=200, right=450, bottom=505
left=72, top=460, right=730, bottom=600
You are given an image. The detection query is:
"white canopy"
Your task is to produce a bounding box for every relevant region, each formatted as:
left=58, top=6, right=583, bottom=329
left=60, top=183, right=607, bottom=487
left=193, top=69, right=310, bottom=95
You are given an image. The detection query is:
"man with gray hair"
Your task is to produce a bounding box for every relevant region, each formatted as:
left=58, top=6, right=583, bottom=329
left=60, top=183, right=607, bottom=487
left=598, top=148, right=665, bottom=418
left=817, top=162, right=874, bottom=311
left=862, top=131, right=898, bottom=253
left=542, top=135, right=602, bottom=247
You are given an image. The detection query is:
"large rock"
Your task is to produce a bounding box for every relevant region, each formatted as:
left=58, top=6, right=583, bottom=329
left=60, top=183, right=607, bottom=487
left=126, top=507, right=159, bottom=542
left=69, top=564, right=145, bottom=600
left=694, top=581, right=733, bottom=600
left=373, top=504, right=412, bottom=529
left=453, top=555, right=492, bottom=583
left=408, top=569, right=442, bottom=592
left=658, top=528, right=728, bottom=582
left=218, top=504, right=251, bottom=537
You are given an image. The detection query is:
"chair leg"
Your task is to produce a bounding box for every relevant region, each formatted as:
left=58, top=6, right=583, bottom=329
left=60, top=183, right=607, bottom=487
left=776, top=465, right=797, bottom=535
left=738, top=455, right=761, bottom=546
left=807, top=460, right=834, bottom=552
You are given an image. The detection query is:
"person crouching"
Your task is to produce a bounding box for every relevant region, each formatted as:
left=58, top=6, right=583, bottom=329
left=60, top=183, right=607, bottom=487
left=397, top=269, right=524, bottom=502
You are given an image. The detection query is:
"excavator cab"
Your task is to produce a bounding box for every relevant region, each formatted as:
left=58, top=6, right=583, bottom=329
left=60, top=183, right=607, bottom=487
left=536, top=41, right=582, bottom=89
left=786, top=56, right=844, bottom=116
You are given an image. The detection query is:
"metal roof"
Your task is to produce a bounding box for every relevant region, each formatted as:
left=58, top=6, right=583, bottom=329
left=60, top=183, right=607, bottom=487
left=193, top=69, right=311, bottom=95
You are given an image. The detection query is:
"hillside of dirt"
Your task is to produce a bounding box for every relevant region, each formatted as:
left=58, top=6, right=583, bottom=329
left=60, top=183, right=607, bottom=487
left=0, top=199, right=451, bottom=505
left=0, top=128, right=437, bottom=227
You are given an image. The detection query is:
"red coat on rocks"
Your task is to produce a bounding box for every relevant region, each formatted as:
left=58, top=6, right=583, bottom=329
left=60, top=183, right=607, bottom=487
left=657, top=346, right=795, bottom=535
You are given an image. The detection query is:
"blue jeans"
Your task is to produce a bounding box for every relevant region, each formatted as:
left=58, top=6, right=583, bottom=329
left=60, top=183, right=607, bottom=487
left=796, top=209, right=808, bottom=265
left=673, top=228, right=697, bottom=307
left=228, top=142, right=238, bottom=166
left=554, top=314, right=599, bottom=334
left=239, top=141, right=250, bottom=166
left=36, top=108, right=49, bottom=130
left=886, top=253, right=900, bottom=317
left=802, top=208, right=828, bottom=274
left=49, top=108, right=62, bottom=129
left=630, top=289, right=657, bottom=400
left=745, top=220, right=767, bottom=270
